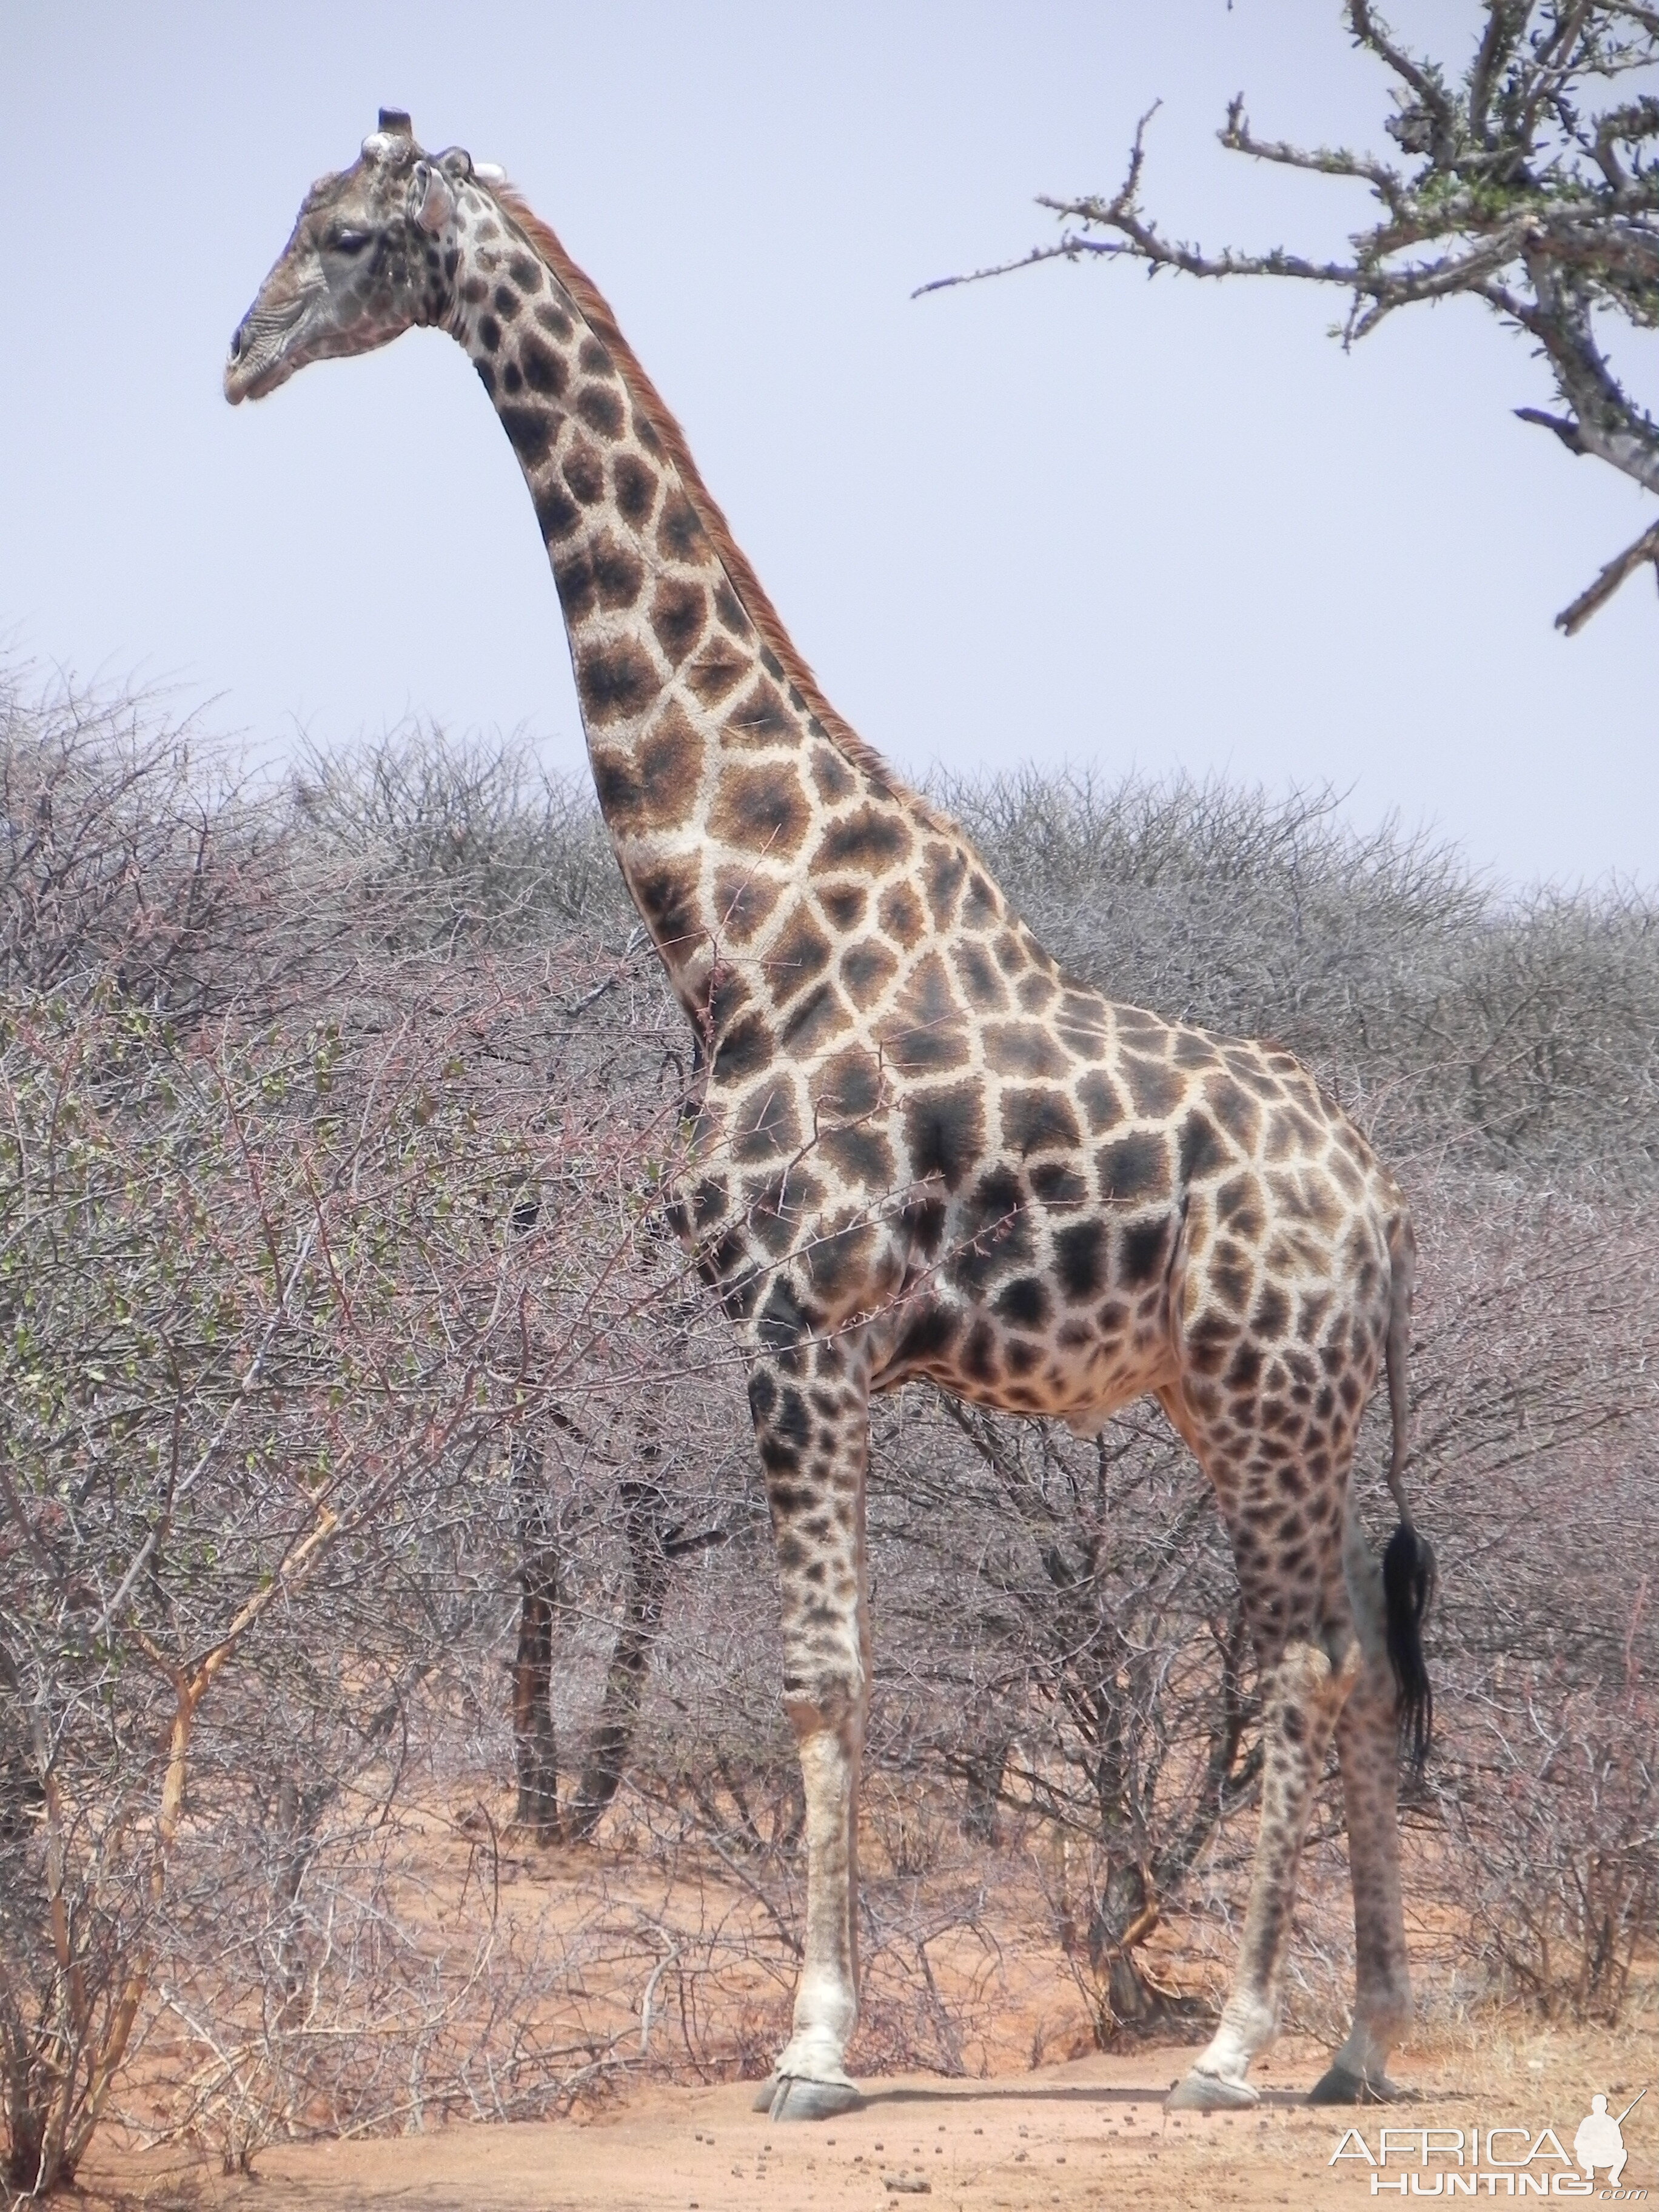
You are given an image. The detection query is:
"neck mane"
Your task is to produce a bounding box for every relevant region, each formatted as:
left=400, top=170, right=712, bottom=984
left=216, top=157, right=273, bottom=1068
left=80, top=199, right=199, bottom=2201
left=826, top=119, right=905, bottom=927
left=495, top=189, right=921, bottom=816
left=439, top=174, right=1026, bottom=1054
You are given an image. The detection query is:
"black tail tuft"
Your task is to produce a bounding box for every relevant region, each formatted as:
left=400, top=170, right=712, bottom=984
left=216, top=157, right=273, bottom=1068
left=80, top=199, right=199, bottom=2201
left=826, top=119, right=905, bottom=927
left=1382, top=1521, right=1436, bottom=1769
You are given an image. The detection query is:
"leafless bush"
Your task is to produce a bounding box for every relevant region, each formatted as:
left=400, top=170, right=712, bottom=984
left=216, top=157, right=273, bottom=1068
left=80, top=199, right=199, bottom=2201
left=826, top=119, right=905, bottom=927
left=4, top=681, right=1655, bottom=2191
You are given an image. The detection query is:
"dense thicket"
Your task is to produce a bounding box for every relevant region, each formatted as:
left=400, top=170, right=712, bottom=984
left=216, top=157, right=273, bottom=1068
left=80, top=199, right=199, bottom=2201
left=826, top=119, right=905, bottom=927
left=2, top=668, right=1654, bottom=2190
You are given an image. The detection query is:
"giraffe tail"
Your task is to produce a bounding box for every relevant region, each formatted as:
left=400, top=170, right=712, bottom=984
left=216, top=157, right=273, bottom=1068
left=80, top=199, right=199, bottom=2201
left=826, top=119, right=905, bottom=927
left=1381, top=1215, right=1435, bottom=1769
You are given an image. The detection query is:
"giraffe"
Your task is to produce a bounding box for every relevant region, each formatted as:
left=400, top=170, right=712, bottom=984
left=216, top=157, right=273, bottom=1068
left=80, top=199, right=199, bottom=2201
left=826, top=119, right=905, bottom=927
left=227, top=112, right=1437, bottom=2120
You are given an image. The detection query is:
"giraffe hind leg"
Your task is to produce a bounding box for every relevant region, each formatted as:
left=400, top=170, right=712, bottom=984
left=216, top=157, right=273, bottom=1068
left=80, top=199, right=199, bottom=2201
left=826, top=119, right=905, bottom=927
left=1307, top=1508, right=1415, bottom=2105
left=1157, top=1389, right=1366, bottom=2110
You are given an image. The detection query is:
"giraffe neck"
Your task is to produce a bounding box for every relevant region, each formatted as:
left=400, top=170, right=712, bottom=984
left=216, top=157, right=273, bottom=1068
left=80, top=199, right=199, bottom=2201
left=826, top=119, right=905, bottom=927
left=440, top=181, right=942, bottom=1037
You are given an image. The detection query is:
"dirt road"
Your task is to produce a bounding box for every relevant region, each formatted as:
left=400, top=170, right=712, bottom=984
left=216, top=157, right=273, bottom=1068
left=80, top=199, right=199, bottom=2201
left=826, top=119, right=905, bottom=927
left=82, top=2032, right=1652, bottom=2211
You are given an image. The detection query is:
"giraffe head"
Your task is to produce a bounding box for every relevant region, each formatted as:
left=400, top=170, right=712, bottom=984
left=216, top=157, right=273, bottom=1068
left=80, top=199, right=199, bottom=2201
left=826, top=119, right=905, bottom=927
left=225, top=110, right=478, bottom=403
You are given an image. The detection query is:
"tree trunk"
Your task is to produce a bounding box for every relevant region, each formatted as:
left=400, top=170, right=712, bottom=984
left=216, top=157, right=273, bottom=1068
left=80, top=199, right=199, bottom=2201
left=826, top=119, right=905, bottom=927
left=509, top=1439, right=561, bottom=1843
left=959, top=1736, right=1010, bottom=1845
left=1087, top=1859, right=1167, bottom=2032
left=567, top=1467, right=670, bottom=1843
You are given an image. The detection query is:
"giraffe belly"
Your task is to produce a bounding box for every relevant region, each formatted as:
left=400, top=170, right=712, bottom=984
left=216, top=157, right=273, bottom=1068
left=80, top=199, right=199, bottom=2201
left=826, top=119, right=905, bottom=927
left=865, top=1185, right=1185, bottom=1421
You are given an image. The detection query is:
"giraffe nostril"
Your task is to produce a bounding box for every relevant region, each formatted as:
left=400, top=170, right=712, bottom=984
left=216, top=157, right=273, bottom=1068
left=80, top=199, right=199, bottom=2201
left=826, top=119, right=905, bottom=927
left=229, top=321, right=247, bottom=362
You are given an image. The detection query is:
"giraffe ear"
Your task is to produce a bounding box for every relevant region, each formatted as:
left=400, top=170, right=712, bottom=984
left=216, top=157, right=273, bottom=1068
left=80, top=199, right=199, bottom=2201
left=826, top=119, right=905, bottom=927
left=409, top=161, right=455, bottom=236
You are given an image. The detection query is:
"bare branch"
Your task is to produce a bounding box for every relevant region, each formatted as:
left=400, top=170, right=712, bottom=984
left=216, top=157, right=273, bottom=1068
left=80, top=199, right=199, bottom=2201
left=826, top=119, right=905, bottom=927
left=1554, top=512, right=1659, bottom=631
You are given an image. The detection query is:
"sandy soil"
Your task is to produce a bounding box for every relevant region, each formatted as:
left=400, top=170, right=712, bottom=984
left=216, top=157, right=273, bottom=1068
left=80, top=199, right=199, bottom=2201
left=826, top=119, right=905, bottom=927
left=78, top=2029, right=1658, bottom=2212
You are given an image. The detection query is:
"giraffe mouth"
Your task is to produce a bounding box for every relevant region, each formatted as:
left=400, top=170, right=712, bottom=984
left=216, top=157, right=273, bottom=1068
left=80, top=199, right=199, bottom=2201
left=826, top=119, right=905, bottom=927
left=224, top=303, right=309, bottom=404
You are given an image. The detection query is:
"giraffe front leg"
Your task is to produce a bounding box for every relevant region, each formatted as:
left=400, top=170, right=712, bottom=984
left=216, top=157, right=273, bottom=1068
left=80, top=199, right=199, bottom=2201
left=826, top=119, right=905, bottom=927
left=746, top=1342, right=870, bottom=2122
left=1168, top=1634, right=1356, bottom=2112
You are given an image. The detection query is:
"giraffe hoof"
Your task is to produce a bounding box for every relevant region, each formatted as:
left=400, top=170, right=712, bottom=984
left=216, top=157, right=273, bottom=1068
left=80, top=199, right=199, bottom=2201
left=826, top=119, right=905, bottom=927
left=1307, top=2064, right=1408, bottom=2105
left=768, top=2074, right=864, bottom=2122
left=1165, top=2071, right=1259, bottom=2113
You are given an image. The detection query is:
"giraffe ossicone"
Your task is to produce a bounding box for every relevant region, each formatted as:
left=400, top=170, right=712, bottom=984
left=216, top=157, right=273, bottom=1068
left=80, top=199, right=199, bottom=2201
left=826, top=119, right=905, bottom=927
left=228, top=116, right=1437, bottom=2119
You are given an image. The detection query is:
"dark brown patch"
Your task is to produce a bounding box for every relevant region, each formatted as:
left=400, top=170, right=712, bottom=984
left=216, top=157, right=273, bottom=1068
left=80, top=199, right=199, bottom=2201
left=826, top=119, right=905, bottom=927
left=877, top=880, right=927, bottom=948
left=885, top=1020, right=970, bottom=1076
left=1205, top=1074, right=1262, bottom=1156
left=1118, top=1216, right=1171, bottom=1287
left=813, top=807, right=913, bottom=875
left=578, top=336, right=616, bottom=378
left=562, top=436, right=606, bottom=506
left=962, top=871, right=999, bottom=928
left=808, top=744, right=857, bottom=805
left=575, top=383, right=625, bottom=440
left=1000, top=1087, right=1081, bottom=1156
left=714, top=1010, right=776, bottom=1083
left=649, top=577, right=708, bottom=665
left=1054, top=1219, right=1107, bottom=1302
left=896, top=950, right=957, bottom=1031
left=713, top=864, right=783, bottom=944
left=731, top=1082, right=803, bottom=1164
left=1171, top=1028, right=1220, bottom=1072
left=903, top=1083, right=986, bottom=1190
left=1015, top=970, right=1058, bottom=1015
left=534, top=477, right=581, bottom=541
left=726, top=676, right=795, bottom=748
left=708, top=764, right=810, bottom=857
left=634, top=702, right=705, bottom=830
left=657, top=488, right=706, bottom=561
left=1178, top=1110, right=1230, bottom=1185
left=630, top=853, right=702, bottom=946
left=839, top=939, right=899, bottom=1010
left=951, top=939, right=1008, bottom=1013
left=1030, top=1161, right=1089, bottom=1208
left=1216, top=1172, right=1265, bottom=1242
left=591, top=532, right=645, bottom=610
left=1076, top=1068, right=1125, bottom=1134
left=814, top=1047, right=883, bottom=1119
left=921, top=841, right=968, bottom=929
left=576, top=635, right=658, bottom=725
left=984, top=1022, right=1068, bottom=1079
left=816, top=1124, right=894, bottom=1193
left=685, top=635, right=753, bottom=708
left=614, top=451, right=659, bottom=526
left=589, top=743, right=642, bottom=827
left=779, top=980, right=853, bottom=1056
left=520, top=336, right=566, bottom=398
left=553, top=544, right=598, bottom=624
left=498, top=401, right=556, bottom=465
left=763, top=909, right=834, bottom=1004
left=533, top=299, right=574, bottom=340
left=817, top=882, right=867, bottom=932
left=994, top=1275, right=1050, bottom=1330
left=1098, top=1130, right=1170, bottom=1205
left=1122, top=1052, right=1185, bottom=1120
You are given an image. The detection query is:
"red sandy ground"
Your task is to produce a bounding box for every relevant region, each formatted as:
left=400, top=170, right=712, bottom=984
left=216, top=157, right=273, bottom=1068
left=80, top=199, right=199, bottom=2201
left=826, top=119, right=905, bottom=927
left=78, top=2028, right=1659, bottom=2212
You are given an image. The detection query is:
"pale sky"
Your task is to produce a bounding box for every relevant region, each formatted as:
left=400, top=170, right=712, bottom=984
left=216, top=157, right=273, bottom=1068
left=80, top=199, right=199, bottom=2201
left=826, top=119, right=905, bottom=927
left=2, top=2, right=1654, bottom=888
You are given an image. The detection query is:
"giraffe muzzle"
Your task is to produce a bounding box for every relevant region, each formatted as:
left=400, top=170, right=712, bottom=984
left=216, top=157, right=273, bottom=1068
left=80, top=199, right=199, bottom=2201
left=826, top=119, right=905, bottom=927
left=224, top=303, right=306, bottom=404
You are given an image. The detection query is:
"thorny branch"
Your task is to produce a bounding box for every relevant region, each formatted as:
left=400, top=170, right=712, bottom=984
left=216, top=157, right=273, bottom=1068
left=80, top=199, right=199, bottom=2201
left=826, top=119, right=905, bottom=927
left=921, top=2, right=1659, bottom=633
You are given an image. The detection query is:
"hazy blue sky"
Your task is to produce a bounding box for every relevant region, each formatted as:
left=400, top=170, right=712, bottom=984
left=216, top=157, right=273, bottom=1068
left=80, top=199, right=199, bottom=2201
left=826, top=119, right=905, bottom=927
left=2, top=2, right=1654, bottom=886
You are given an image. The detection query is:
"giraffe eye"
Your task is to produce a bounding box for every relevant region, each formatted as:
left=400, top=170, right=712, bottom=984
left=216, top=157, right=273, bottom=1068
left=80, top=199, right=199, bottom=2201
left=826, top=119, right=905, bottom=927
left=330, top=229, right=372, bottom=256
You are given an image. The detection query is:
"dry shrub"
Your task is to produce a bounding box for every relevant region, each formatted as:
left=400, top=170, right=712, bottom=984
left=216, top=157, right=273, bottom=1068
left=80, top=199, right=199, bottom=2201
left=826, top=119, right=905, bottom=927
left=4, top=673, right=1656, bottom=2188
